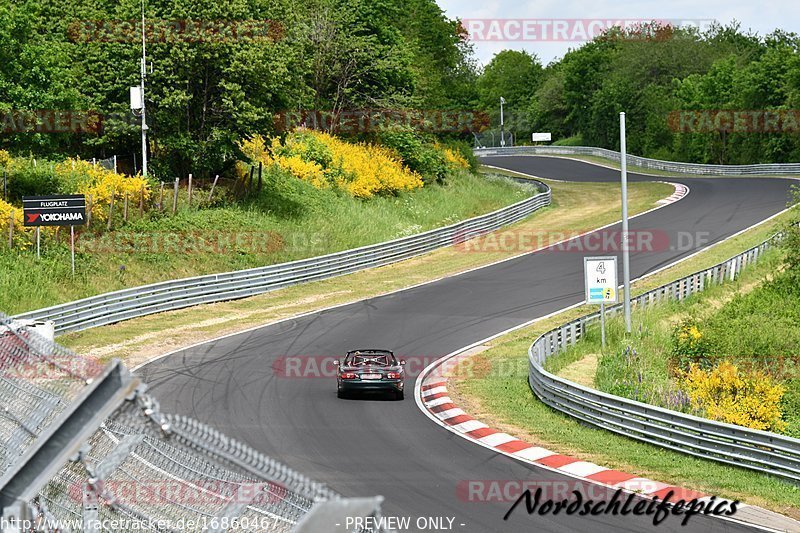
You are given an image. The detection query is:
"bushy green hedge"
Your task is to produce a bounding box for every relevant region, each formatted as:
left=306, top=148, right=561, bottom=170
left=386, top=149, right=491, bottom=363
left=5, top=162, right=60, bottom=201
left=377, top=126, right=453, bottom=185
left=552, top=134, right=584, bottom=146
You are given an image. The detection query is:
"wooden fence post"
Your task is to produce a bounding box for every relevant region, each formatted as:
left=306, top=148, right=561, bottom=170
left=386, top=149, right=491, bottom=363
left=172, top=177, right=179, bottom=214
left=158, top=181, right=165, bottom=211
left=107, top=190, right=115, bottom=231
left=139, top=185, right=145, bottom=217
left=208, top=174, right=219, bottom=203
left=123, top=192, right=129, bottom=223
left=187, top=173, right=193, bottom=207
left=87, top=194, right=93, bottom=227
left=7, top=210, right=13, bottom=249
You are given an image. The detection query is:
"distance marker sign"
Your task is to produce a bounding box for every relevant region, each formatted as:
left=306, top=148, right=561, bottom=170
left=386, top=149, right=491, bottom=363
left=23, top=195, right=86, bottom=227
left=584, top=256, right=618, bottom=304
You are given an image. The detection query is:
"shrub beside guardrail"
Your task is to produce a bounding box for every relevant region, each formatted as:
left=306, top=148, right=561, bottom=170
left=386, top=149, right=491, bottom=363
left=476, top=146, right=800, bottom=176
left=528, top=234, right=800, bottom=482
left=14, top=182, right=551, bottom=334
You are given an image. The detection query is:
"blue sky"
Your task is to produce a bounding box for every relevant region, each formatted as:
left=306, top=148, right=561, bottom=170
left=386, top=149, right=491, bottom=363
left=437, top=0, right=799, bottom=66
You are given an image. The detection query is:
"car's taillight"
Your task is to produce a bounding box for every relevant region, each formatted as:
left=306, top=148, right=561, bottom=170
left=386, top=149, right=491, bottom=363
left=386, top=372, right=402, bottom=379
left=340, top=372, right=357, bottom=379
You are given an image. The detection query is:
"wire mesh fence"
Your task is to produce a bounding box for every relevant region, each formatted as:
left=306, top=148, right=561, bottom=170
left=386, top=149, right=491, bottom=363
left=0, top=313, right=348, bottom=531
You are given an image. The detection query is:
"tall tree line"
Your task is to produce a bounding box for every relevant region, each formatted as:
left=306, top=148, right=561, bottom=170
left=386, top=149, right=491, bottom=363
left=0, top=0, right=477, bottom=176
left=476, top=23, right=800, bottom=165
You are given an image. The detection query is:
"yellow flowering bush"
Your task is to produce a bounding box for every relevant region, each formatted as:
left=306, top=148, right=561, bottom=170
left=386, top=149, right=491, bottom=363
left=671, top=318, right=711, bottom=367
left=239, top=130, right=423, bottom=198
left=680, top=361, right=787, bottom=432
left=278, top=155, right=327, bottom=188
left=237, top=135, right=275, bottom=167
left=0, top=150, right=11, bottom=168
left=438, top=144, right=470, bottom=170
left=55, top=159, right=151, bottom=222
left=0, top=198, right=32, bottom=248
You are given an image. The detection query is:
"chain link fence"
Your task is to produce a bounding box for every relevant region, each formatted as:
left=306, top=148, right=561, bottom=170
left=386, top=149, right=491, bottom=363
left=0, top=313, right=378, bottom=532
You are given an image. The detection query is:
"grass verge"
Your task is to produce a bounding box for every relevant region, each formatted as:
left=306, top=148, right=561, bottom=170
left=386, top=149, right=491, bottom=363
left=448, top=207, right=800, bottom=517
left=0, top=170, right=529, bottom=315
left=57, top=179, right=673, bottom=367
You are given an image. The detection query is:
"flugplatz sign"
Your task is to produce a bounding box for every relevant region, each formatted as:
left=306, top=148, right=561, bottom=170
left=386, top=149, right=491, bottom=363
left=23, top=195, right=87, bottom=227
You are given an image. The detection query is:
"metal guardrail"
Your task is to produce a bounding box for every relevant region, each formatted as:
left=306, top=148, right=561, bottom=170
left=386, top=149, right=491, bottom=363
left=476, top=145, right=800, bottom=176
left=14, top=182, right=551, bottom=334
left=528, top=233, right=800, bottom=482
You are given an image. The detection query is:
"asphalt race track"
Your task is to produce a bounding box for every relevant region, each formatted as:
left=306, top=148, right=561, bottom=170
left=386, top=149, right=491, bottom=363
left=139, top=156, right=795, bottom=532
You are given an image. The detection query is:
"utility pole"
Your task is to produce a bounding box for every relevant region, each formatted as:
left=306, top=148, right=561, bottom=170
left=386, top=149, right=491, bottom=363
left=500, top=97, right=506, bottom=147
left=620, top=112, right=631, bottom=333
left=140, top=0, right=149, bottom=177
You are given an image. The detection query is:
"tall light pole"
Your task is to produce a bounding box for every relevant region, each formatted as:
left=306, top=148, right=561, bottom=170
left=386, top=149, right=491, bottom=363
left=620, top=112, right=631, bottom=333
left=499, top=97, right=506, bottom=147
left=140, top=0, right=148, bottom=177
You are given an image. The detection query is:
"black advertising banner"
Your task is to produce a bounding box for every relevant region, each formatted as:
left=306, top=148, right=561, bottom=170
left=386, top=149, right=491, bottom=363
left=23, top=195, right=87, bottom=227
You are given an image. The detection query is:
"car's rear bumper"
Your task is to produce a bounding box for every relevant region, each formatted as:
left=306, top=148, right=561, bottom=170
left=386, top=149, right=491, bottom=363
left=338, top=379, right=403, bottom=392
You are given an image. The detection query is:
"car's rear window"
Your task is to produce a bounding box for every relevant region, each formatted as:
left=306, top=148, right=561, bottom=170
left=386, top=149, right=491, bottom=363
left=345, top=351, right=396, bottom=366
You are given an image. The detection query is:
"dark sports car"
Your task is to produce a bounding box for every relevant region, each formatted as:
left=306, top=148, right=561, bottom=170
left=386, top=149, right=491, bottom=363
left=336, top=349, right=406, bottom=400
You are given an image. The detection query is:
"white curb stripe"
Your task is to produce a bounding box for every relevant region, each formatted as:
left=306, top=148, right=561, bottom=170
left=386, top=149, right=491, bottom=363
left=424, top=396, right=453, bottom=407
left=452, top=419, right=487, bottom=433
left=478, top=432, right=517, bottom=447
left=422, top=386, right=447, bottom=397
left=615, top=478, right=669, bottom=494
left=558, top=461, right=608, bottom=478
left=436, top=408, right=466, bottom=420
left=512, top=446, right=556, bottom=461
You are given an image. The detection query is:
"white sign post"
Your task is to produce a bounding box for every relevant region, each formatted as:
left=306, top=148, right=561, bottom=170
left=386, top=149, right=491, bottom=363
left=531, top=132, right=552, bottom=142
left=584, top=256, right=619, bottom=349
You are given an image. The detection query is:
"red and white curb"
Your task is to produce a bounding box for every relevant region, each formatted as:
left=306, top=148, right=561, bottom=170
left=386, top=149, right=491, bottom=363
left=416, top=349, right=799, bottom=532
left=656, top=182, right=690, bottom=205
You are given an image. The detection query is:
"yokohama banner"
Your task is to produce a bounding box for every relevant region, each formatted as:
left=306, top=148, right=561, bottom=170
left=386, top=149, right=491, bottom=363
left=23, top=195, right=87, bottom=227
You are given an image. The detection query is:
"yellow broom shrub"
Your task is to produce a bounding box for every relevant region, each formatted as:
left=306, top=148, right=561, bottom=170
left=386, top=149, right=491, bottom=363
left=0, top=198, right=32, bottom=249
left=681, top=361, right=787, bottom=432
left=55, top=159, right=151, bottom=222
left=438, top=144, right=470, bottom=170
left=239, top=130, right=423, bottom=198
